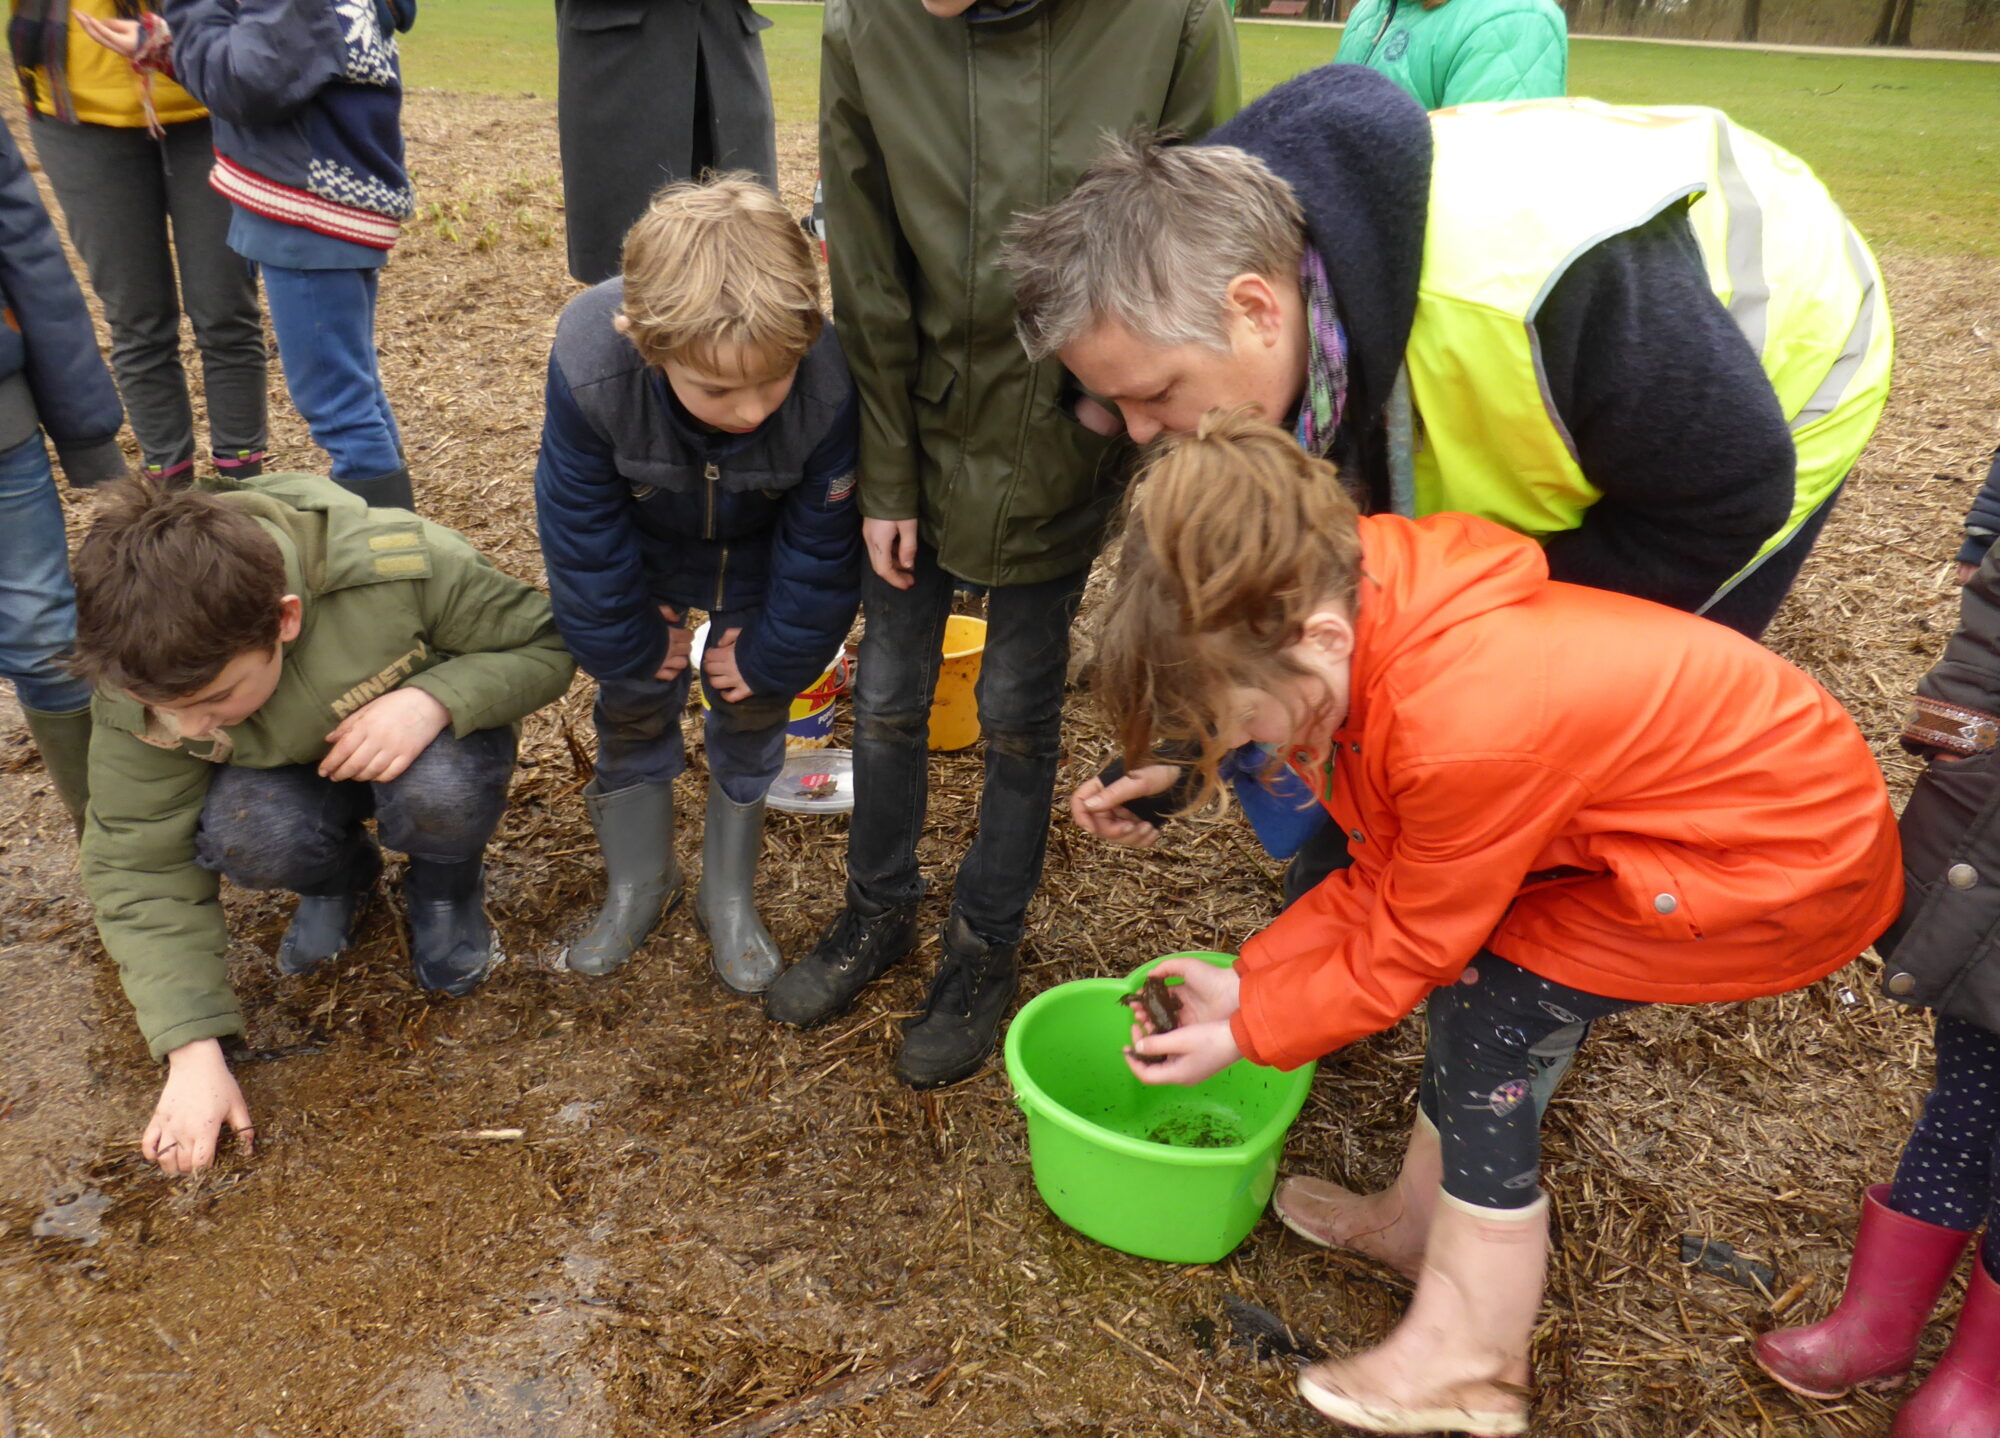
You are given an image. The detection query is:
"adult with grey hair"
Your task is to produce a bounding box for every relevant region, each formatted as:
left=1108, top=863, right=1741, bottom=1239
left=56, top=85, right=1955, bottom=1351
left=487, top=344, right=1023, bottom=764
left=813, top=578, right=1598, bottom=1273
left=1014, top=64, right=1892, bottom=1438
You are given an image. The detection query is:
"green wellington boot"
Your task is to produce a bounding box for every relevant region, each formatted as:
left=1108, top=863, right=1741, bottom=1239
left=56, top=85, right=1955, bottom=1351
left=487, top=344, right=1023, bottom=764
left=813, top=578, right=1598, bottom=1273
left=22, top=703, right=91, bottom=834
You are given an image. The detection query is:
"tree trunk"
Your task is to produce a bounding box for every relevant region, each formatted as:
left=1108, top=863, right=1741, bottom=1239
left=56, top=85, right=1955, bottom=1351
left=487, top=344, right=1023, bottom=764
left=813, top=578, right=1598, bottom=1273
left=1739, top=0, right=1761, bottom=41
left=1872, top=0, right=1918, bottom=45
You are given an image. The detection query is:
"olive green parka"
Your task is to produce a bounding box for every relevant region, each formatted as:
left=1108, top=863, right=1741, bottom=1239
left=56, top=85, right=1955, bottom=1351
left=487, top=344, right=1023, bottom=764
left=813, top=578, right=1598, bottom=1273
left=820, top=0, right=1240, bottom=586
left=81, top=475, right=575, bottom=1060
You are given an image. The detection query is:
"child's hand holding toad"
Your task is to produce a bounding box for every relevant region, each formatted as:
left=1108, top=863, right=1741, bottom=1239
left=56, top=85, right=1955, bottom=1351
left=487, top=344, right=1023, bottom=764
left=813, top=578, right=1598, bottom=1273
left=1126, top=958, right=1243, bottom=1087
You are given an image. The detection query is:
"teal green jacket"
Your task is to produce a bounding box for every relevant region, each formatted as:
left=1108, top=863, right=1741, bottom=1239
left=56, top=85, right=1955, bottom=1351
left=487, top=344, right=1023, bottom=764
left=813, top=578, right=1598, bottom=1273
left=1333, top=0, right=1565, bottom=110
left=81, top=475, right=575, bottom=1060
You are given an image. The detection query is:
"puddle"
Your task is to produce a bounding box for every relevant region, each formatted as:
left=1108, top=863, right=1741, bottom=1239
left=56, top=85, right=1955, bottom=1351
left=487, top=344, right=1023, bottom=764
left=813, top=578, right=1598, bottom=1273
left=31, top=1187, right=112, bottom=1245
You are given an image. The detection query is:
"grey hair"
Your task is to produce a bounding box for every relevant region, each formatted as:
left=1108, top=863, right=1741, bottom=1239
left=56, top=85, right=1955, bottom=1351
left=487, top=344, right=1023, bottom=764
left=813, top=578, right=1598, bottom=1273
left=1003, top=132, right=1306, bottom=361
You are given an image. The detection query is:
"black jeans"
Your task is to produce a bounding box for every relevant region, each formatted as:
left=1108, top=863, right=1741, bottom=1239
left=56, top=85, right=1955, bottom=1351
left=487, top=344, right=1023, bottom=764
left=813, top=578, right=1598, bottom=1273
left=845, top=544, right=1088, bottom=946
left=1418, top=954, right=1643, bottom=1209
left=194, top=727, right=516, bottom=891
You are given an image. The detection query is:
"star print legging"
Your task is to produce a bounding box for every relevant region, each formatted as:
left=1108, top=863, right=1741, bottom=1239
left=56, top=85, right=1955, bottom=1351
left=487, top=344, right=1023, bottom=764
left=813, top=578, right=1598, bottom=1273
left=1418, top=955, right=1643, bottom=1209
left=1889, top=1013, right=2000, bottom=1279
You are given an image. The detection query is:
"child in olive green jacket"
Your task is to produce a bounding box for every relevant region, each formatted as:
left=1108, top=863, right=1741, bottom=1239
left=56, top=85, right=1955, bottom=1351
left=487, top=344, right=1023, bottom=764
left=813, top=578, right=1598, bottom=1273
left=71, top=474, right=573, bottom=1174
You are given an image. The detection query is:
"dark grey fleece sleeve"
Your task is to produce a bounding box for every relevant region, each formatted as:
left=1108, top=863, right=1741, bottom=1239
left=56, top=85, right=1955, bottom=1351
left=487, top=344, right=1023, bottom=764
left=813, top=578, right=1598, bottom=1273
left=1534, top=205, right=1795, bottom=614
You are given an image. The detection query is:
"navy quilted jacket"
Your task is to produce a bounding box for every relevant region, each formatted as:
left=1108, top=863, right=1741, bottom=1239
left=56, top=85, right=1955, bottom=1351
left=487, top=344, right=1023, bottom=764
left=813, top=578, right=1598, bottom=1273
left=163, top=0, right=415, bottom=248
left=534, top=282, right=862, bottom=697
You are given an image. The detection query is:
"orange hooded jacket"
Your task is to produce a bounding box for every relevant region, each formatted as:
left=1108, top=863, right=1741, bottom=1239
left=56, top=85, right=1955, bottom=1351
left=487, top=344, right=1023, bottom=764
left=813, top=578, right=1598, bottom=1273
left=1229, top=512, right=1902, bottom=1073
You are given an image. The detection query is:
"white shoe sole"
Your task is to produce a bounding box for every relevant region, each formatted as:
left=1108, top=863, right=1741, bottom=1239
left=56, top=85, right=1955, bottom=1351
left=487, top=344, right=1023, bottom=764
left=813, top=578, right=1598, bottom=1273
left=1298, top=1371, right=1527, bottom=1436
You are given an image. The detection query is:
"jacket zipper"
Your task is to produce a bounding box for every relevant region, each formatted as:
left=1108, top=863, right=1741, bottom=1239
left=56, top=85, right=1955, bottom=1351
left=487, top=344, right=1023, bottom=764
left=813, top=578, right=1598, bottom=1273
left=706, top=462, right=727, bottom=609
left=1365, top=0, right=1398, bottom=62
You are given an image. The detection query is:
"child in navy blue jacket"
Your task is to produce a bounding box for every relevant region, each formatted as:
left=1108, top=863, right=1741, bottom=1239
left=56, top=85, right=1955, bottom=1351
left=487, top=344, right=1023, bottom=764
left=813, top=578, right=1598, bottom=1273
left=535, top=178, right=861, bottom=994
left=84, top=0, right=418, bottom=509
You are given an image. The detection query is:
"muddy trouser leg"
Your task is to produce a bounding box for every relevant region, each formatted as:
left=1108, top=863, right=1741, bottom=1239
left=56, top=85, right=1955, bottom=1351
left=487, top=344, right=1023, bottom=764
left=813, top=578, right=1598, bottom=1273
left=845, top=548, right=954, bottom=916
left=1418, top=954, right=1644, bottom=1208
left=948, top=563, right=1090, bottom=947
left=593, top=664, right=694, bottom=794
left=370, top=727, right=518, bottom=866
left=195, top=762, right=373, bottom=891
left=1890, top=1013, right=2000, bottom=1279
left=695, top=604, right=789, bottom=803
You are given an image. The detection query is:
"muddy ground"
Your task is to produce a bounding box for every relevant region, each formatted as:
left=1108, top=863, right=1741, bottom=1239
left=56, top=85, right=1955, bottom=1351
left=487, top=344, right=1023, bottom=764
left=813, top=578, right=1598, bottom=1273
left=1, top=92, right=1997, bottom=1438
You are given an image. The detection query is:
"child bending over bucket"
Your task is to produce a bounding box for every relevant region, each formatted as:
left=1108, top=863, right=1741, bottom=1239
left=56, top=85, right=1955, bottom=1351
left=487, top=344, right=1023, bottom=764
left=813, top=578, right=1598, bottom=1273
left=1754, top=534, right=2000, bottom=1436
left=1081, top=410, right=1901, bottom=1437
left=534, top=177, right=860, bottom=992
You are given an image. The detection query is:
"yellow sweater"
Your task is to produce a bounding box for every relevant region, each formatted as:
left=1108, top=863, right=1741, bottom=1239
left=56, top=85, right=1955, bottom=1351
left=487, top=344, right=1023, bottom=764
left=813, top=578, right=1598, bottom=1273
left=22, top=0, right=204, bottom=128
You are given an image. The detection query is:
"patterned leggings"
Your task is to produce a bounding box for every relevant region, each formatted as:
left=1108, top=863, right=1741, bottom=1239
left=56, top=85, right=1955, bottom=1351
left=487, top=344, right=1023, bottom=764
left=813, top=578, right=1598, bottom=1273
left=1419, top=954, right=1643, bottom=1209
left=1889, top=1013, right=2000, bottom=1280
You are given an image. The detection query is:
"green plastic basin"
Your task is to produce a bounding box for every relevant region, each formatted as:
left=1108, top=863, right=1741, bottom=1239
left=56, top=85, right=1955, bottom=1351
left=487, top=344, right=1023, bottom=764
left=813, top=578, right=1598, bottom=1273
left=1003, top=952, right=1315, bottom=1264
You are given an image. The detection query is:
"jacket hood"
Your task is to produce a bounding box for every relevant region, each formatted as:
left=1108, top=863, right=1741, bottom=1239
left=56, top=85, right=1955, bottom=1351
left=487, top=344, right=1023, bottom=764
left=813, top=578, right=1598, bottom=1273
left=1204, top=65, right=1431, bottom=424
left=1347, top=512, right=1546, bottom=710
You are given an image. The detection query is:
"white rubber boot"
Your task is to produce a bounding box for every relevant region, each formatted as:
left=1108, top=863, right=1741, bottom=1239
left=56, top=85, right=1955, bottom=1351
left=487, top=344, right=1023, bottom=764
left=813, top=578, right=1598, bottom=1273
left=1298, top=1191, right=1548, bottom=1436
left=1274, top=1109, right=1441, bottom=1279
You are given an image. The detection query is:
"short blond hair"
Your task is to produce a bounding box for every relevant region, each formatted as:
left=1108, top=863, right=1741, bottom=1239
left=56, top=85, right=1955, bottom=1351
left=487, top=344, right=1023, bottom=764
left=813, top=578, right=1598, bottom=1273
left=618, top=176, right=824, bottom=370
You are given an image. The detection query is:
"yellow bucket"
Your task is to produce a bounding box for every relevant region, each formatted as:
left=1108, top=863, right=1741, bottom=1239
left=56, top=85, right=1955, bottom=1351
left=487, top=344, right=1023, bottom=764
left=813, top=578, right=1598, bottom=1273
left=928, top=615, right=987, bottom=751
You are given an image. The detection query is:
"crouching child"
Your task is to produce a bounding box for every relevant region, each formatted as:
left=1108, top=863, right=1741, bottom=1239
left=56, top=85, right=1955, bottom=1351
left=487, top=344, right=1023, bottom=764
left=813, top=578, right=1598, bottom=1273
left=71, top=474, right=575, bottom=1174
left=1088, top=413, right=1901, bottom=1437
left=534, top=177, right=860, bottom=991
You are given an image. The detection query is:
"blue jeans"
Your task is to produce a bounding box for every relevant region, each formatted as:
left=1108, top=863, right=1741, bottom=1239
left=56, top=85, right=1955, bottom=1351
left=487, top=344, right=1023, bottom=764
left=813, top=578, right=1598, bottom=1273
left=195, top=726, right=517, bottom=890
left=592, top=607, right=788, bottom=805
left=0, top=432, right=91, bottom=712
left=259, top=264, right=402, bottom=481
left=845, top=545, right=1088, bottom=946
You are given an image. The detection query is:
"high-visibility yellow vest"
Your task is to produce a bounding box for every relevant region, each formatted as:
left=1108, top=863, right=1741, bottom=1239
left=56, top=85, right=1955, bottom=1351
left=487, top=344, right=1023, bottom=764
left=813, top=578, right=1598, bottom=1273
left=1404, top=99, right=1892, bottom=607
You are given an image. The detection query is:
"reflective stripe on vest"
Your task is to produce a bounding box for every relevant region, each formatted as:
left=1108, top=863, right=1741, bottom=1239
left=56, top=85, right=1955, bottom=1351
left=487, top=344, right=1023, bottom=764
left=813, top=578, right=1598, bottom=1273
left=1404, top=100, right=1893, bottom=604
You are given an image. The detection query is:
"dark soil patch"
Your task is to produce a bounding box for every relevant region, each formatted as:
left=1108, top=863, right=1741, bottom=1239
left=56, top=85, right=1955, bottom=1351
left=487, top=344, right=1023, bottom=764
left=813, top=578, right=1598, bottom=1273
left=0, top=89, right=1996, bottom=1437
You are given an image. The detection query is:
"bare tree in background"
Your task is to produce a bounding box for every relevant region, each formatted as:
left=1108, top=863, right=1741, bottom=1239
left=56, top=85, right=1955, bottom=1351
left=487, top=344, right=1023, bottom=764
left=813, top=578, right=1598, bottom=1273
left=1740, top=0, right=1762, bottom=40
left=1873, top=0, right=1918, bottom=44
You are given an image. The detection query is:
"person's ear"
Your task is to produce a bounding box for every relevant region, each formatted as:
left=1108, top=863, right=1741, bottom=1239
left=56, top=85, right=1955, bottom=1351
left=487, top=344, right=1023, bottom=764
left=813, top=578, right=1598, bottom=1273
left=1225, top=272, right=1287, bottom=346
left=1299, top=607, right=1355, bottom=664
left=277, top=594, right=303, bottom=645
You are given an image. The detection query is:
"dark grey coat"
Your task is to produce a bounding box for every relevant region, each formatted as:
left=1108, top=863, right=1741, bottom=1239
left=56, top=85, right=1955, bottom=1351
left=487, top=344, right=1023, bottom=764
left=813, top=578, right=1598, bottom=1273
left=554, top=0, right=780, bottom=284
left=1880, top=546, right=2000, bottom=1035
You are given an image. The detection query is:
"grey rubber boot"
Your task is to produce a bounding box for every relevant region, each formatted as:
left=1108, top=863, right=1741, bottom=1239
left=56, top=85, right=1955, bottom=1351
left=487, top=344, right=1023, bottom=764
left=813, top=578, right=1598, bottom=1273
left=406, top=857, right=496, bottom=997
left=694, top=780, right=782, bottom=994
left=279, top=840, right=380, bottom=976
left=338, top=466, right=414, bottom=511
left=21, top=703, right=91, bottom=834
left=567, top=779, right=683, bottom=977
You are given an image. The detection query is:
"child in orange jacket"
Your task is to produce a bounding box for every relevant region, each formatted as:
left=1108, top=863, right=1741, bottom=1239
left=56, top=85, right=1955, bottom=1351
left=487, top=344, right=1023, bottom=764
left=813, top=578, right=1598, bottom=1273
left=1083, top=411, right=1901, bottom=1437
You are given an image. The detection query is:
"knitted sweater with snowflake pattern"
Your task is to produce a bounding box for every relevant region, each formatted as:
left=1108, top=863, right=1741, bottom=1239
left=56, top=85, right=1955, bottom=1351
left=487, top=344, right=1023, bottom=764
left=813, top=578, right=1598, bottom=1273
left=160, top=0, right=415, bottom=250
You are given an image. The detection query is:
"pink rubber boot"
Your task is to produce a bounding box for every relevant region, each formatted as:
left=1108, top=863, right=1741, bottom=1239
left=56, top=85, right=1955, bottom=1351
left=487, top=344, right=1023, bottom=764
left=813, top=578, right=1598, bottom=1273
left=1893, top=1258, right=2000, bottom=1437
left=1755, top=1186, right=1973, bottom=1399
left=1297, top=1191, right=1547, bottom=1436
left=1274, top=1110, right=1441, bottom=1280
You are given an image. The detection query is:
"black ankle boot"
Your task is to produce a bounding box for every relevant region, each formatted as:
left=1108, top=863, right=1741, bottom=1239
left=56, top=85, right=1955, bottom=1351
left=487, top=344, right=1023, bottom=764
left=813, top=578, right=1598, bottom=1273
left=764, top=897, right=920, bottom=1028
left=278, top=843, right=381, bottom=976
left=405, top=857, right=495, bottom=997
left=894, top=914, right=1019, bottom=1090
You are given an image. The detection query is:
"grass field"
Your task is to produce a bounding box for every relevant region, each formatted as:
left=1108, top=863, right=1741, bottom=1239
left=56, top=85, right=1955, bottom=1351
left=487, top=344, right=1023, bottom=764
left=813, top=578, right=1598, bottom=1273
left=402, top=4, right=2000, bottom=257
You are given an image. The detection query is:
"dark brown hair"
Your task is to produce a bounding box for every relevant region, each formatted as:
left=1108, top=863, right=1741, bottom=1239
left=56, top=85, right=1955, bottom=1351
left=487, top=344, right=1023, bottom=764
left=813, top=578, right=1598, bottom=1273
left=70, top=479, right=287, bottom=701
left=1094, top=409, right=1363, bottom=810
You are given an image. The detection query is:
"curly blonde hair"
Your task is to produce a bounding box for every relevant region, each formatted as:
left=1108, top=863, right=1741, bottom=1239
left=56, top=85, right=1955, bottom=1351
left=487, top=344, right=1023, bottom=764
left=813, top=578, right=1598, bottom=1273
left=1094, top=410, right=1363, bottom=811
left=618, top=176, right=824, bottom=371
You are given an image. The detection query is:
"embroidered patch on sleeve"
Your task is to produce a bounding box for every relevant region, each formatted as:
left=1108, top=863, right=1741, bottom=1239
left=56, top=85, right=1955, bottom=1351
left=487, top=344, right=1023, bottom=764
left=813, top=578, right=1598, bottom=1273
left=826, top=470, right=856, bottom=504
